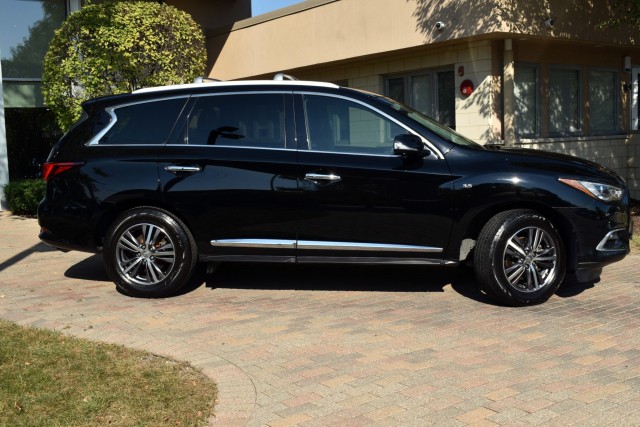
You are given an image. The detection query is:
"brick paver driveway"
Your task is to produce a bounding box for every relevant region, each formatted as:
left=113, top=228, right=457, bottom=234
left=1, top=212, right=640, bottom=426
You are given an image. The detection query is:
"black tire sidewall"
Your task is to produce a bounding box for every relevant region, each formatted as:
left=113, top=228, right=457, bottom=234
left=478, top=211, right=566, bottom=306
left=103, top=208, right=194, bottom=298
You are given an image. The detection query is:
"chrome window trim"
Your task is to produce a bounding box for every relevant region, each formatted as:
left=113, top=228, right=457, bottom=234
left=86, top=95, right=191, bottom=146
left=296, top=91, right=445, bottom=159
left=211, top=239, right=442, bottom=253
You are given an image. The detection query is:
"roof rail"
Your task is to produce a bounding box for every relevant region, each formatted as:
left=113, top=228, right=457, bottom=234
left=273, top=73, right=298, bottom=81
left=193, top=76, right=222, bottom=83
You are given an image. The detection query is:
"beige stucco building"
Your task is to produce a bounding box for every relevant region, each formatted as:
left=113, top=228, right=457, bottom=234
left=206, top=0, right=640, bottom=198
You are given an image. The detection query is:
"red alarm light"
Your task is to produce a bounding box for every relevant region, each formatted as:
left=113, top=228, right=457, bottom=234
left=460, top=79, right=474, bottom=96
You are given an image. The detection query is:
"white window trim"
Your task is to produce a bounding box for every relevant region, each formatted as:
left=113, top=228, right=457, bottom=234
left=68, top=0, right=81, bottom=13
left=0, top=50, right=8, bottom=210
left=632, top=67, right=640, bottom=131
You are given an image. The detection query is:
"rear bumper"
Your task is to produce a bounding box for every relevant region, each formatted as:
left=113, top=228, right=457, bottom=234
left=38, top=228, right=97, bottom=254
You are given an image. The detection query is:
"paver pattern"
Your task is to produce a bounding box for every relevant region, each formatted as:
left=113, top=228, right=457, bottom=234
left=1, top=211, right=640, bottom=426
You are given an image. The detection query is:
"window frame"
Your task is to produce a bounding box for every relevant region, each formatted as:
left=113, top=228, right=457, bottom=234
left=631, top=66, right=640, bottom=132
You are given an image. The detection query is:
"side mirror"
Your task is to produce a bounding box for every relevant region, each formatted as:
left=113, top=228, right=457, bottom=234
left=393, top=134, right=428, bottom=158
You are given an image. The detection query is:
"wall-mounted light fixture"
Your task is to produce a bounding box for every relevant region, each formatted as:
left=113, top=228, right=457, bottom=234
left=623, top=56, right=632, bottom=72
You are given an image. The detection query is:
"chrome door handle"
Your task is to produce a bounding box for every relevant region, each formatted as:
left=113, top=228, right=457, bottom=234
left=304, top=173, right=342, bottom=183
left=165, top=165, right=202, bottom=173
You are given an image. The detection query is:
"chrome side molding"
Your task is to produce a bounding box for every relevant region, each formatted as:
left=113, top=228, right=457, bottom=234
left=211, top=239, right=442, bottom=253
left=211, top=239, right=296, bottom=249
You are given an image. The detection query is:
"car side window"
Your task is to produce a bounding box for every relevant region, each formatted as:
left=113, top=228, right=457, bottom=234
left=186, top=94, right=286, bottom=148
left=303, top=94, right=405, bottom=155
left=100, top=98, right=187, bottom=145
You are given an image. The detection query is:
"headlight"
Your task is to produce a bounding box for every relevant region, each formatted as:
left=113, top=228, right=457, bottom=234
left=559, top=178, right=623, bottom=202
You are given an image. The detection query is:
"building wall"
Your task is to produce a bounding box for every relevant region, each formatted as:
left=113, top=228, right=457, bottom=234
left=295, top=40, right=498, bottom=143
left=208, top=0, right=638, bottom=80
left=165, top=0, right=251, bottom=31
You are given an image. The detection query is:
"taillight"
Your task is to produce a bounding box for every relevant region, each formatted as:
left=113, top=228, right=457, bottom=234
left=42, top=162, right=84, bottom=181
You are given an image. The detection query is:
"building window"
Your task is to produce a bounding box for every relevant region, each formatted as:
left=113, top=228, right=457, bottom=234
left=0, top=0, right=67, bottom=107
left=385, top=69, right=456, bottom=129
left=548, top=67, right=582, bottom=136
left=514, top=64, right=539, bottom=138
left=589, top=69, right=619, bottom=134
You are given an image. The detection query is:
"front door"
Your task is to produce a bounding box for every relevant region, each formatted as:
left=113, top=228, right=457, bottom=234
left=294, top=93, right=455, bottom=263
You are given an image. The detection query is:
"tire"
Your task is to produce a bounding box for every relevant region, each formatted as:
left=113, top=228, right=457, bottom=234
left=103, top=207, right=197, bottom=297
left=474, top=209, right=566, bottom=306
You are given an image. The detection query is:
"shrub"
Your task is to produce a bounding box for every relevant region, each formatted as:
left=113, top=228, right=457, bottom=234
left=4, top=179, right=46, bottom=216
left=43, top=1, right=206, bottom=131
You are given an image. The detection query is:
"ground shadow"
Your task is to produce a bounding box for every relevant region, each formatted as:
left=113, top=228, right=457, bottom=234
left=64, top=254, right=109, bottom=282
left=62, top=256, right=596, bottom=306
left=202, top=263, right=496, bottom=305
left=555, top=274, right=598, bottom=298
left=0, top=242, right=58, bottom=272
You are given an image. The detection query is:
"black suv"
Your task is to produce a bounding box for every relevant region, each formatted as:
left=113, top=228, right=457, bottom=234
left=38, top=76, right=632, bottom=306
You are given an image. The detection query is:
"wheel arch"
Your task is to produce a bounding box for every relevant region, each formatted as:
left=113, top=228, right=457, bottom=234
left=94, top=198, right=195, bottom=252
left=453, top=201, right=578, bottom=272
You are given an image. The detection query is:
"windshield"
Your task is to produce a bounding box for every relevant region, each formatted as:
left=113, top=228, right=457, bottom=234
left=357, top=90, right=484, bottom=149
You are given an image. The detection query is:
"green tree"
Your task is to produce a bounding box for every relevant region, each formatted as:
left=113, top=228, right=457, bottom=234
left=43, top=1, right=206, bottom=131
left=600, top=0, right=640, bottom=27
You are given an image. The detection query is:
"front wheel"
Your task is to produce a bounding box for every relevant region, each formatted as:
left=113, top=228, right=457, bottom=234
left=474, top=210, right=566, bottom=306
left=103, top=207, right=197, bottom=298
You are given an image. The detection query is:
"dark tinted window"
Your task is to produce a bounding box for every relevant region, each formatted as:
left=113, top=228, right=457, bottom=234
left=186, top=94, right=286, bottom=148
left=304, top=95, right=404, bottom=155
left=100, top=98, right=187, bottom=145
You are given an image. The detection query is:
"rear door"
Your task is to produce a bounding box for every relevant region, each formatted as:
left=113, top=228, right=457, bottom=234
left=294, top=92, right=455, bottom=263
left=158, top=91, right=299, bottom=262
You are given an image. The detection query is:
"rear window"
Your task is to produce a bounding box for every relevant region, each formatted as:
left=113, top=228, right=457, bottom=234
left=99, top=98, right=187, bottom=145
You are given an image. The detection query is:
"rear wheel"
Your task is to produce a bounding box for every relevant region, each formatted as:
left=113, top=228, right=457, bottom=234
left=103, top=207, right=197, bottom=297
left=474, top=210, right=565, bottom=306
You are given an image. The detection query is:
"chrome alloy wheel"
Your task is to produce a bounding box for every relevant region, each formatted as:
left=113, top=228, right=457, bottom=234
left=502, top=226, right=559, bottom=292
left=115, top=223, right=176, bottom=286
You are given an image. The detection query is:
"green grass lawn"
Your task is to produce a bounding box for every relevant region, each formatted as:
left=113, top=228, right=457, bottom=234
left=0, top=319, right=217, bottom=426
